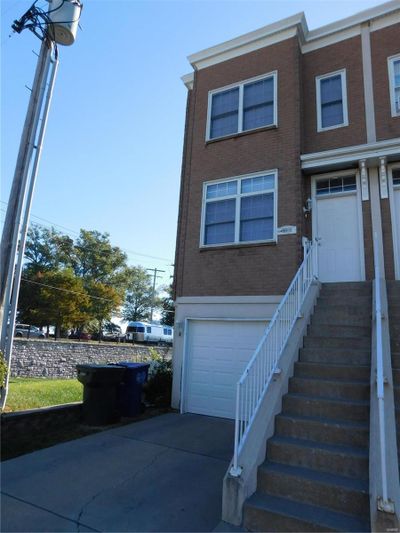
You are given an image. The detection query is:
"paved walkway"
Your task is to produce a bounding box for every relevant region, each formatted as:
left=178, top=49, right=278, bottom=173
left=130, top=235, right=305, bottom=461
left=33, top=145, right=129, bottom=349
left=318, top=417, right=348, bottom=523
left=1, top=413, right=235, bottom=532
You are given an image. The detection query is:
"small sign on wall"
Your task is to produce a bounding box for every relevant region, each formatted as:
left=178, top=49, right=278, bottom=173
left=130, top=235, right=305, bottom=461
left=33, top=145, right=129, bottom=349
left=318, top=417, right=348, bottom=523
left=277, top=225, right=297, bottom=235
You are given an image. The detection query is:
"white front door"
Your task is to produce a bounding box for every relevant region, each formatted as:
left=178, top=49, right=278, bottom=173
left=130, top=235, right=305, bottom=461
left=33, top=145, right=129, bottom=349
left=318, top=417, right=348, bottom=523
left=184, top=320, right=267, bottom=419
left=313, top=173, right=364, bottom=283
left=391, top=169, right=400, bottom=279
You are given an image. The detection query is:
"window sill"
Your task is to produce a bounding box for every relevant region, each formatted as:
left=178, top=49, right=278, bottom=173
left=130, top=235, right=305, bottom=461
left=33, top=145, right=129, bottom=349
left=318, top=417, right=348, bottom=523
left=205, top=124, right=278, bottom=145
left=199, top=241, right=277, bottom=252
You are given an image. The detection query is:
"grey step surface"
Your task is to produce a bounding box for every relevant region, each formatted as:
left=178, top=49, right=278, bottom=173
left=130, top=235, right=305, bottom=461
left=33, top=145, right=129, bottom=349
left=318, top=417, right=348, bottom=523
left=243, top=493, right=370, bottom=533
left=257, top=461, right=369, bottom=515
left=304, top=335, right=370, bottom=350
left=294, top=361, right=370, bottom=381
left=289, top=376, right=369, bottom=401
left=267, top=436, right=368, bottom=479
left=275, top=413, right=369, bottom=449
left=282, top=393, right=369, bottom=422
left=392, top=352, right=400, bottom=369
left=307, top=324, right=371, bottom=339
left=243, top=281, right=371, bottom=532
left=299, top=347, right=371, bottom=365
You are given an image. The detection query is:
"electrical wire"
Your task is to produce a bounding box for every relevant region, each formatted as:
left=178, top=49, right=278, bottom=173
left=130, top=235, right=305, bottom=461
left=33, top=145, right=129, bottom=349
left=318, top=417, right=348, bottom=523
left=0, top=203, right=175, bottom=265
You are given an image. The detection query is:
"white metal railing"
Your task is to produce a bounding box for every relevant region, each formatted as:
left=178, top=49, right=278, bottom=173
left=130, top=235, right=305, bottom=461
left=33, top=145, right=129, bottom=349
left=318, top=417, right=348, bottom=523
left=373, top=232, right=393, bottom=513
left=230, top=240, right=318, bottom=476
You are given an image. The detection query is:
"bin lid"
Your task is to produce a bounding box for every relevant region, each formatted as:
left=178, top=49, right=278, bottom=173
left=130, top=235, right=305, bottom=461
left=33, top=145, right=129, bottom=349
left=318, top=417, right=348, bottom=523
left=76, top=364, right=125, bottom=372
left=115, top=361, right=150, bottom=369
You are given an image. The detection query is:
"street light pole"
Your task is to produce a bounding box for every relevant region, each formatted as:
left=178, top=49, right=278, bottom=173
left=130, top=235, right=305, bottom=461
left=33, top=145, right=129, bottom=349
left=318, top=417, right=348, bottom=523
left=0, top=0, right=82, bottom=409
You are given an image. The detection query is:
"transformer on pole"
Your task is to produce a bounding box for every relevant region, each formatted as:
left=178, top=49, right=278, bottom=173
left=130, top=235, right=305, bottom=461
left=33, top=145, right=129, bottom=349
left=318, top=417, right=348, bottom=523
left=0, top=0, right=83, bottom=409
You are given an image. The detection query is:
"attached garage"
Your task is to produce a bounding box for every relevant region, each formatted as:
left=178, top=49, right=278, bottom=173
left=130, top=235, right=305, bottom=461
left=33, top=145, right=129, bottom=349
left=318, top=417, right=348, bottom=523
left=182, top=319, right=268, bottom=419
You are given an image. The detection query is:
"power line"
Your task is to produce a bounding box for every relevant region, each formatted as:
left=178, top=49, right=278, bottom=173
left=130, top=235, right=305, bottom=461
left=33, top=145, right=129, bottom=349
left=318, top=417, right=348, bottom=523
left=0, top=202, right=174, bottom=264
left=21, top=277, right=118, bottom=302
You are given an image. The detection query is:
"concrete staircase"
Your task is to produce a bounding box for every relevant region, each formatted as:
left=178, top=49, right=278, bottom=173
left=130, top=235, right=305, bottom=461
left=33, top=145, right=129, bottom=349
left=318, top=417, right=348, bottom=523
left=243, top=282, right=372, bottom=532
left=388, top=281, right=400, bottom=467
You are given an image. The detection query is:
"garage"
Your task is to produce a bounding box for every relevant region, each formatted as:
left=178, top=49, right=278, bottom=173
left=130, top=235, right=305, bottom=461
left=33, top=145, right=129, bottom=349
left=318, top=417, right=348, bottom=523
left=183, top=319, right=268, bottom=419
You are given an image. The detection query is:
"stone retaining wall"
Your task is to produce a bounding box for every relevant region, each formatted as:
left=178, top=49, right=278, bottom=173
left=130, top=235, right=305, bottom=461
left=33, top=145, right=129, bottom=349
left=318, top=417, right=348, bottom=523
left=11, top=339, right=172, bottom=378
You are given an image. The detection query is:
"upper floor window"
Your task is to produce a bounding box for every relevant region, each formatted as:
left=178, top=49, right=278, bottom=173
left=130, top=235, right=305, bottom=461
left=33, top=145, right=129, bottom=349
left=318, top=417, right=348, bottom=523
left=316, top=69, right=348, bottom=132
left=207, top=72, right=277, bottom=140
left=388, top=55, right=400, bottom=117
left=201, top=171, right=277, bottom=246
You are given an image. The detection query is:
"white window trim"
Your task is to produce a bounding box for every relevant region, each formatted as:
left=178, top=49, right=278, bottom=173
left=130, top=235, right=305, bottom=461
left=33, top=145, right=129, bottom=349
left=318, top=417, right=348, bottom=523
left=206, top=71, right=278, bottom=142
left=200, top=169, right=278, bottom=248
left=316, top=69, right=349, bottom=132
left=388, top=163, right=400, bottom=280
left=388, top=54, right=400, bottom=118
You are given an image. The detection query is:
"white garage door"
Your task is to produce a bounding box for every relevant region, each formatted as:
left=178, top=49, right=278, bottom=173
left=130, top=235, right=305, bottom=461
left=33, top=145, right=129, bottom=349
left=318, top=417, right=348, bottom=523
left=184, top=320, right=268, bottom=419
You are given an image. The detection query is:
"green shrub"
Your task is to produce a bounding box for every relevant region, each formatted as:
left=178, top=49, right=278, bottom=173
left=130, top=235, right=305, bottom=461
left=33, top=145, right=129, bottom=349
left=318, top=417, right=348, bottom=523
left=0, top=351, right=7, bottom=388
left=143, top=359, right=172, bottom=407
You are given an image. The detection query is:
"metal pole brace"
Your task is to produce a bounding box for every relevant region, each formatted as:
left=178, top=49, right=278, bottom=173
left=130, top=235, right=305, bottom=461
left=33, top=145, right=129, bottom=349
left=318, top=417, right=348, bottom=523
left=377, top=497, right=395, bottom=514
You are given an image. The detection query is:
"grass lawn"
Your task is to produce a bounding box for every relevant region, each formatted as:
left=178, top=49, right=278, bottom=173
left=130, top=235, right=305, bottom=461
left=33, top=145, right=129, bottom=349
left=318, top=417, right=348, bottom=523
left=5, top=377, right=83, bottom=412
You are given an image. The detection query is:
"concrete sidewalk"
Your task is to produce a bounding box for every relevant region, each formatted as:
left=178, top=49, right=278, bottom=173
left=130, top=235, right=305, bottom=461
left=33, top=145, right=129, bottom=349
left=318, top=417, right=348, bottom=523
left=1, top=413, right=234, bottom=532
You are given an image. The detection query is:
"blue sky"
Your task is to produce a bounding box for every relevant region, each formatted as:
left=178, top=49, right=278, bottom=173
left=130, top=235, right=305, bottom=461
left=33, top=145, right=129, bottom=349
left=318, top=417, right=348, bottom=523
left=1, top=0, right=385, bottom=289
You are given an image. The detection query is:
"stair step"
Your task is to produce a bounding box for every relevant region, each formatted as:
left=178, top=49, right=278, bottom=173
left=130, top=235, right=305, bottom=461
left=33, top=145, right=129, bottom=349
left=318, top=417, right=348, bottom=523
left=282, top=393, right=369, bottom=422
left=299, top=347, right=371, bottom=365
left=275, top=413, right=369, bottom=448
left=289, top=376, right=369, bottom=401
left=312, top=308, right=371, bottom=327
left=317, top=296, right=371, bottom=308
left=294, top=361, right=370, bottom=381
left=321, top=282, right=371, bottom=292
left=243, top=493, right=370, bottom=532
left=304, top=336, right=370, bottom=350
left=392, top=353, right=400, bottom=369
left=391, top=338, right=400, bottom=353
left=307, top=324, right=370, bottom=339
left=257, top=461, right=369, bottom=516
left=393, top=368, right=400, bottom=385
left=267, top=436, right=368, bottom=479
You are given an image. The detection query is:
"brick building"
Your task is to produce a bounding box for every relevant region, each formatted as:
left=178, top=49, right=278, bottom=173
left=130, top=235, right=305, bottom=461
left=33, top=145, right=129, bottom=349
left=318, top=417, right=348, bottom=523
left=172, top=2, right=400, bottom=420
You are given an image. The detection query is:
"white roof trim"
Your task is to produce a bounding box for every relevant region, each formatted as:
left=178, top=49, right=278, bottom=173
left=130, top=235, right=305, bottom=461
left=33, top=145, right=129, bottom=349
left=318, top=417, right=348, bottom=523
left=301, top=138, right=400, bottom=170
left=181, top=73, right=194, bottom=90
left=183, top=0, right=399, bottom=75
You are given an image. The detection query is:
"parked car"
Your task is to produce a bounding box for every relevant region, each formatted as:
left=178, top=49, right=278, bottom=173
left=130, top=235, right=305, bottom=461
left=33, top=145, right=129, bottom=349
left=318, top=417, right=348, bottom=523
left=69, top=331, right=91, bottom=341
left=14, top=324, right=45, bottom=339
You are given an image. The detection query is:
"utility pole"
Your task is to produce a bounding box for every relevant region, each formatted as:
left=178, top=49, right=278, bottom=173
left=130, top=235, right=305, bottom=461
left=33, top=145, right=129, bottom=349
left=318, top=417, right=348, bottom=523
left=147, top=268, right=165, bottom=323
left=0, top=0, right=82, bottom=410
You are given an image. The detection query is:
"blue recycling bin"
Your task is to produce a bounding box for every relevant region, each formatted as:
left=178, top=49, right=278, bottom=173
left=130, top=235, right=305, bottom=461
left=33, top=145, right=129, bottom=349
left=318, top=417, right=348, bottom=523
left=116, top=362, right=150, bottom=417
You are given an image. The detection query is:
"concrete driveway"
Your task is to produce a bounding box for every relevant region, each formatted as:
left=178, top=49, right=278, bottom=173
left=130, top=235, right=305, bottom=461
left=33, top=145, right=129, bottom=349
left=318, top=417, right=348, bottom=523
left=1, top=413, right=235, bottom=532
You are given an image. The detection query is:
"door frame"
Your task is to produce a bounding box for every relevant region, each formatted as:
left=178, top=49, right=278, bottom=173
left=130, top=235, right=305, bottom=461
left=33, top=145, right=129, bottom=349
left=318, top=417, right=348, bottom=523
left=311, top=169, right=366, bottom=282
left=388, top=163, right=400, bottom=280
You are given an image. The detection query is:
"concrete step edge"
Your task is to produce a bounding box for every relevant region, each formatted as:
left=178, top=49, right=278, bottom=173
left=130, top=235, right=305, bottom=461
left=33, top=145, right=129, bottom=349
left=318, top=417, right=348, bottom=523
left=269, top=435, right=369, bottom=458
left=244, top=493, right=370, bottom=532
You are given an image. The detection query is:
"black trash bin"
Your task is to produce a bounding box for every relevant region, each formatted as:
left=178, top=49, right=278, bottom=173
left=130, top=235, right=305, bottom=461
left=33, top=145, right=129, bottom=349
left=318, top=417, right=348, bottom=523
left=76, top=364, right=126, bottom=426
left=116, top=362, right=150, bottom=417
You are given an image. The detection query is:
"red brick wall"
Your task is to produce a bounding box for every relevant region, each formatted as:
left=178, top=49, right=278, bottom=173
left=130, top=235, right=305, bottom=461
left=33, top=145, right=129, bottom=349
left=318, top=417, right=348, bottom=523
left=370, top=23, right=400, bottom=141
left=302, top=36, right=366, bottom=154
left=175, top=38, right=305, bottom=297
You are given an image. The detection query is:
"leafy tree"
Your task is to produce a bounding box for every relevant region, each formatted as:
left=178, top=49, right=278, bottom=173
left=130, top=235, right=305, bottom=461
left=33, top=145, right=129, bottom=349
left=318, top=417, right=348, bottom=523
left=24, top=226, right=74, bottom=273
left=85, top=280, right=123, bottom=337
left=38, top=269, right=90, bottom=337
left=122, top=267, right=155, bottom=322
left=161, top=284, right=174, bottom=326
left=72, top=230, right=127, bottom=286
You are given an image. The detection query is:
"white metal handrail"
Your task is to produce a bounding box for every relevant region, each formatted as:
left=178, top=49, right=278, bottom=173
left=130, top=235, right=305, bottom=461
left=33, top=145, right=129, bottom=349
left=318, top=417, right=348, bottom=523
left=373, top=232, right=392, bottom=513
left=230, top=240, right=318, bottom=476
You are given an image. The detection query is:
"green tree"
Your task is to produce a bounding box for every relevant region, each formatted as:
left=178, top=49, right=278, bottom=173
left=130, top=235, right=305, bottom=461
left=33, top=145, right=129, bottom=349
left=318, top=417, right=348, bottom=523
left=85, top=280, right=123, bottom=337
left=161, top=284, right=174, bottom=326
left=24, top=225, right=74, bottom=272
left=122, top=267, right=155, bottom=322
left=39, top=269, right=90, bottom=336
left=72, top=230, right=128, bottom=286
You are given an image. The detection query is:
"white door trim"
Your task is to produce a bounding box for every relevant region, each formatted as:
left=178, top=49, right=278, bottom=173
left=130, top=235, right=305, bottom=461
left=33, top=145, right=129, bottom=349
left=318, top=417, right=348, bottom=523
left=388, top=163, right=400, bottom=280
left=180, top=317, right=269, bottom=415
left=311, top=169, right=366, bottom=282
